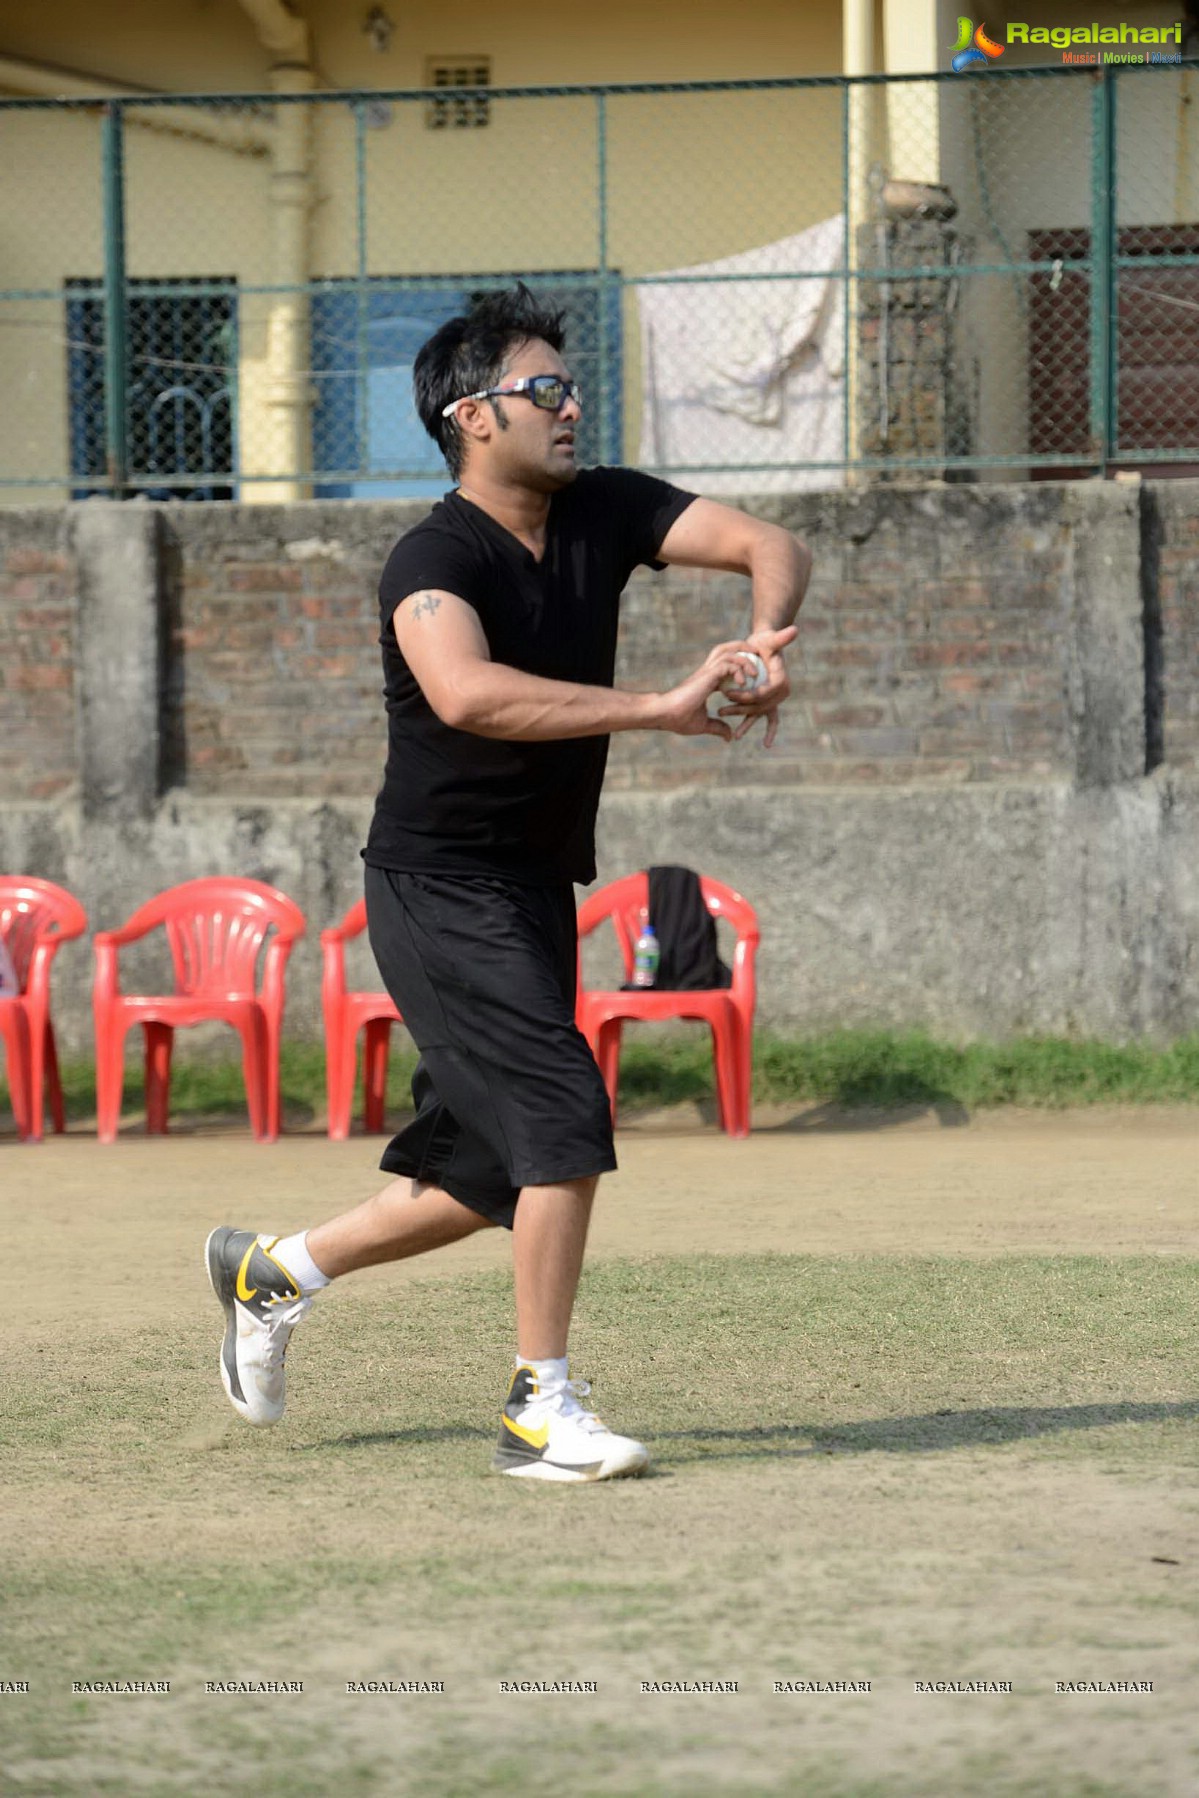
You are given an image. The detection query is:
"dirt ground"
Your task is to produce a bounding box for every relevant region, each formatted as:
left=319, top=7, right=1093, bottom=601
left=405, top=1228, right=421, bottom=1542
left=2, top=1106, right=1197, bottom=1798
left=3, top=1103, right=1197, bottom=1333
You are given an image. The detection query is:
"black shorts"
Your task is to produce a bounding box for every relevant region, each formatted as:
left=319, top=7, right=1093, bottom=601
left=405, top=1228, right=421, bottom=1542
left=364, top=865, right=617, bottom=1229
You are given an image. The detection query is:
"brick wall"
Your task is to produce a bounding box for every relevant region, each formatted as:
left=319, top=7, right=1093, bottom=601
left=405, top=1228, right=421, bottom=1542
left=161, top=485, right=1093, bottom=803
left=855, top=218, right=965, bottom=474
left=2, top=479, right=1193, bottom=808
left=607, top=487, right=1076, bottom=789
left=2, top=482, right=1194, bottom=1050
left=165, top=512, right=390, bottom=798
left=0, top=512, right=77, bottom=799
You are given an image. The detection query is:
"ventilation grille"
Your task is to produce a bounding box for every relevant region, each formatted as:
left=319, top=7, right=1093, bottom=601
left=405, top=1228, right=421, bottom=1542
left=426, top=59, right=491, bottom=130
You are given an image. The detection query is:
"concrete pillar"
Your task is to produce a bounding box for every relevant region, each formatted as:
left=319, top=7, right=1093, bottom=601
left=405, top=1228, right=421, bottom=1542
left=72, top=503, right=162, bottom=820
left=257, top=65, right=315, bottom=502
left=1064, top=482, right=1146, bottom=788
left=883, top=0, right=942, bottom=183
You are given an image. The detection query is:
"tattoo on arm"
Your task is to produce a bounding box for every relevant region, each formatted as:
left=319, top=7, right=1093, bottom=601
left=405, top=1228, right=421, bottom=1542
left=410, top=591, right=442, bottom=621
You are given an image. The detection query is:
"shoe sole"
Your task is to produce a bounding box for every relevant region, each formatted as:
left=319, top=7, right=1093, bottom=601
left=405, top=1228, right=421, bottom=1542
left=494, top=1451, right=649, bottom=1483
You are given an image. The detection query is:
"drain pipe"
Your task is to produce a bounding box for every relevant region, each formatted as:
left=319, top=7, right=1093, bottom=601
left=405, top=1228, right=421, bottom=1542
left=237, top=0, right=314, bottom=499
left=843, top=0, right=875, bottom=477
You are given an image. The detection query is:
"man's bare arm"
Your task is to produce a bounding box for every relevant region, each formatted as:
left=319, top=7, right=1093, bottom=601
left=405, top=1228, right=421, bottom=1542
left=655, top=499, right=812, bottom=747
left=392, top=589, right=751, bottom=742
left=656, top=498, right=812, bottom=633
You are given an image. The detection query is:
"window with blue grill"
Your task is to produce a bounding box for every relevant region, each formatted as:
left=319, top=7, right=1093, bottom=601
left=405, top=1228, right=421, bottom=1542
left=311, top=277, right=622, bottom=499
left=66, top=279, right=237, bottom=499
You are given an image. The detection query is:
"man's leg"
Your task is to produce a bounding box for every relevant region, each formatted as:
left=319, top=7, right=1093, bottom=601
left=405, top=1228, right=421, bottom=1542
left=511, top=1175, right=596, bottom=1359
left=307, top=1177, right=496, bottom=1277
left=496, top=1173, right=646, bottom=1483
left=206, top=1179, right=496, bottom=1428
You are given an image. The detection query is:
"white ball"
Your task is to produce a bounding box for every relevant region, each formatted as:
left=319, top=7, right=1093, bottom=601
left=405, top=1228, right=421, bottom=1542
left=719, top=650, right=769, bottom=697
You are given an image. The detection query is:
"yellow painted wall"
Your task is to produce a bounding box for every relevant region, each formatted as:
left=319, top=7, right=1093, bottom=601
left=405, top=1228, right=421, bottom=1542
left=1, top=110, right=106, bottom=496
left=3, top=0, right=1194, bottom=496
left=0, top=0, right=842, bottom=94
left=0, top=0, right=848, bottom=499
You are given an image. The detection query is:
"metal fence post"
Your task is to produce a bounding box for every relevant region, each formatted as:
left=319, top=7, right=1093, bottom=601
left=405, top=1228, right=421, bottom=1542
left=595, top=91, right=612, bottom=462
left=100, top=101, right=129, bottom=496
left=355, top=97, right=369, bottom=480
left=1089, top=68, right=1116, bottom=473
left=841, top=79, right=851, bottom=473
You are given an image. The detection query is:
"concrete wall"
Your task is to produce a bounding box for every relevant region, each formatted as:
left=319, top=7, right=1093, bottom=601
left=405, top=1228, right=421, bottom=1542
left=0, top=478, right=1197, bottom=1051
left=0, top=0, right=838, bottom=95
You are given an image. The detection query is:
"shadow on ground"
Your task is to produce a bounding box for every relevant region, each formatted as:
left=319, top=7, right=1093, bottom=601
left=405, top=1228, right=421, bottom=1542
left=616, top=1088, right=971, bottom=1134
left=283, top=1402, right=1199, bottom=1463
left=292, top=1425, right=487, bottom=1451
left=759, top=1092, right=971, bottom=1132
left=658, top=1399, right=1199, bottom=1461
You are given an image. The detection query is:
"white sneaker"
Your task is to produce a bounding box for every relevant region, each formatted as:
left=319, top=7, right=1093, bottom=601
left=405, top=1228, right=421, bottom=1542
left=205, top=1227, right=313, bottom=1427
left=493, top=1366, right=649, bottom=1482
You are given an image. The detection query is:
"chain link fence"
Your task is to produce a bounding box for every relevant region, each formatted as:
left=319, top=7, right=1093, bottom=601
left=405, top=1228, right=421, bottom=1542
left=1, top=64, right=1196, bottom=502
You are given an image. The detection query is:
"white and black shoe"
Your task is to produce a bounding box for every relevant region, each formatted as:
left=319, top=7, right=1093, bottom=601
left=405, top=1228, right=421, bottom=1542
left=493, top=1366, right=649, bottom=1482
left=205, top=1228, right=312, bottom=1427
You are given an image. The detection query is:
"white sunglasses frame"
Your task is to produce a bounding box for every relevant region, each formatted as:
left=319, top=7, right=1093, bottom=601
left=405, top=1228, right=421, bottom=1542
left=440, top=375, right=582, bottom=419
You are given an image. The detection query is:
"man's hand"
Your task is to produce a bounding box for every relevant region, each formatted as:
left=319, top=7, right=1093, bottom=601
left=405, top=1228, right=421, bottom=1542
left=652, top=640, right=771, bottom=740
left=715, top=624, right=798, bottom=747
left=655, top=499, right=809, bottom=749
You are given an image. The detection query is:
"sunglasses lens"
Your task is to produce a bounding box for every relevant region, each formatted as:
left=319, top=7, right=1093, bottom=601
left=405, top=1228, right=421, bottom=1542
left=532, top=379, right=566, bottom=409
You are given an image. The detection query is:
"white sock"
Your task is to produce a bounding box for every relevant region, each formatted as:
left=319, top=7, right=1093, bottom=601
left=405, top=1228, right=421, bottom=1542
left=516, top=1354, right=568, bottom=1395
left=271, top=1232, right=331, bottom=1294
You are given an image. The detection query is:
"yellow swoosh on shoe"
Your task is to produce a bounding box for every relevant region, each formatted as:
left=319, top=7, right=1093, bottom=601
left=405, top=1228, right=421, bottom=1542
left=502, top=1413, right=551, bottom=1450
left=236, top=1243, right=258, bottom=1303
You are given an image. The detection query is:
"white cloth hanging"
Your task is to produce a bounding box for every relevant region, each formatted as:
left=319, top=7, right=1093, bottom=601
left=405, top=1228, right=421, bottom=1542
left=637, top=216, right=846, bottom=494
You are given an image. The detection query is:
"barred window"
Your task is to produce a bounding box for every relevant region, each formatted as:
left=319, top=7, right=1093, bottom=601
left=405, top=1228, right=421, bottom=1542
left=426, top=58, right=491, bottom=131
left=1029, top=226, right=1199, bottom=479
left=65, top=277, right=236, bottom=500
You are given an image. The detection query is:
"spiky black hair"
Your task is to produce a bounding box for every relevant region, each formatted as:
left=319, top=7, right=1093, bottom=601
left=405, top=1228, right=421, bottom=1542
left=412, top=283, right=567, bottom=479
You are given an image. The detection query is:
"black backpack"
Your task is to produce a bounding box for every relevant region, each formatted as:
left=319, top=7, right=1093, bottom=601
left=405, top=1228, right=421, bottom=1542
left=643, top=865, right=732, bottom=990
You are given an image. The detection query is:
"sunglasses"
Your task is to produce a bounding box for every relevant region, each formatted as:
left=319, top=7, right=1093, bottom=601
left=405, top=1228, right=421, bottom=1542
left=441, top=375, right=583, bottom=418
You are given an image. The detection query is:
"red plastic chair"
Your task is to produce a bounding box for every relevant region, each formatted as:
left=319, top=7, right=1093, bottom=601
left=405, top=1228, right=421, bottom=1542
left=576, top=873, right=759, bottom=1138
left=321, top=897, right=404, bottom=1140
left=0, top=877, right=88, bottom=1142
left=92, top=878, right=305, bottom=1144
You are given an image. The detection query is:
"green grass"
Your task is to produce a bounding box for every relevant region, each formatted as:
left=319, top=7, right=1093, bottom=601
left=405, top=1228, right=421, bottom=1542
left=616, top=1027, right=1199, bottom=1111
left=8, top=1028, right=1199, bottom=1128
left=3, top=1254, right=1196, bottom=1798
left=9, top=1256, right=1198, bottom=1469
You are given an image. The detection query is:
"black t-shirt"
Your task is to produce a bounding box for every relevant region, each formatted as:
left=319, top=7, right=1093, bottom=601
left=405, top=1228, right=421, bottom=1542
left=364, top=466, right=696, bottom=886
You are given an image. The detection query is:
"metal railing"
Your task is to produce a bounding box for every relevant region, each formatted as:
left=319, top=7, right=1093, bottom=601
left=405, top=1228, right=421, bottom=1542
left=1, top=63, right=1196, bottom=500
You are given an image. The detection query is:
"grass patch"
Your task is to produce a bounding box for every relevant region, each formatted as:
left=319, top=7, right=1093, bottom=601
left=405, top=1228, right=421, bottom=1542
left=8, top=1256, right=1197, bottom=1473
left=3, top=1255, right=1195, bottom=1798
left=11, top=1029, right=1199, bottom=1129
left=616, top=1028, right=1199, bottom=1112
left=5, top=1255, right=1198, bottom=1797
left=751, top=1029, right=1199, bottom=1109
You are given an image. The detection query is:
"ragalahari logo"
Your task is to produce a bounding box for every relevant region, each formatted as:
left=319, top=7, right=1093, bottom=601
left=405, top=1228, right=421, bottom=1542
left=952, top=17, right=1182, bottom=68
left=950, top=18, right=1005, bottom=71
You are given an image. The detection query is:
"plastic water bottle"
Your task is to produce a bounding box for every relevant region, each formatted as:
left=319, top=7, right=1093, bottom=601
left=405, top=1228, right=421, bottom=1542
left=632, top=916, right=660, bottom=988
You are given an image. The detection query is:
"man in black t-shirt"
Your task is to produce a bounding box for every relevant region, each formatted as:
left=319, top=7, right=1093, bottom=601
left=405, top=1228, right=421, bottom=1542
left=207, top=285, right=810, bottom=1482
